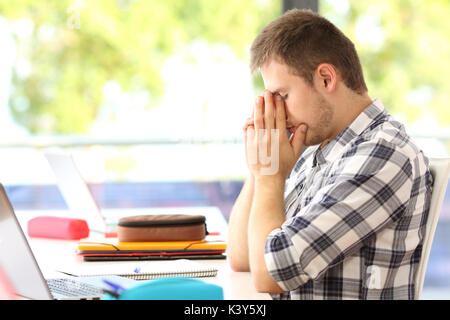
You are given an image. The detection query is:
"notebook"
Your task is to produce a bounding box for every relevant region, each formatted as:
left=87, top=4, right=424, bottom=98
left=77, top=238, right=227, bottom=260
left=57, top=259, right=218, bottom=280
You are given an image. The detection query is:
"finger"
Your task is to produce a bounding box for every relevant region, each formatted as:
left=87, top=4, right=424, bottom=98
left=244, top=116, right=254, bottom=124
left=290, top=124, right=308, bottom=158
left=246, top=126, right=257, bottom=165
left=242, top=118, right=255, bottom=131
left=243, top=120, right=254, bottom=152
left=243, top=122, right=254, bottom=154
left=254, top=96, right=264, bottom=130
left=263, top=90, right=275, bottom=132
left=274, top=93, right=287, bottom=132
left=243, top=117, right=254, bottom=139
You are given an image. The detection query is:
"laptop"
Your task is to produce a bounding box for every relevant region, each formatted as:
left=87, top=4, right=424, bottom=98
left=42, top=151, right=226, bottom=240
left=0, top=184, right=136, bottom=300
left=43, top=151, right=115, bottom=235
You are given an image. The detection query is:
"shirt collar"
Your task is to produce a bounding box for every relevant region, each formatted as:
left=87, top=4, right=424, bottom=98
left=312, top=98, right=387, bottom=167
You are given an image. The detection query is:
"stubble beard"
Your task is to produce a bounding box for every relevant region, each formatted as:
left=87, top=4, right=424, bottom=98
left=304, top=95, right=334, bottom=147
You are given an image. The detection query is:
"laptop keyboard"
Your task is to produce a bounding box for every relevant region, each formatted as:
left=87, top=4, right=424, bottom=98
left=47, top=278, right=104, bottom=298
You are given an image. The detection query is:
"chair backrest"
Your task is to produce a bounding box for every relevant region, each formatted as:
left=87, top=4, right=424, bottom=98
left=414, top=158, right=450, bottom=299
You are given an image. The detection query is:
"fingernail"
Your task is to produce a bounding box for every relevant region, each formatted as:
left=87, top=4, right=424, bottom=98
left=301, top=125, right=308, bottom=133
left=275, top=94, right=282, bottom=101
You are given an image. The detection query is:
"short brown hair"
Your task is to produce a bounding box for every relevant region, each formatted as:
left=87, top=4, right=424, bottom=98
left=250, top=9, right=368, bottom=94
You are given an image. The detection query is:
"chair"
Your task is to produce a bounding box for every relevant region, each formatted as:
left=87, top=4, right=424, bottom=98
left=414, top=158, right=450, bottom=300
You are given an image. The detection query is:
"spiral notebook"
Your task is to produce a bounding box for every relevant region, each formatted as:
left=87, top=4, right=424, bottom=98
left=57, top=259, right=218, bottom=280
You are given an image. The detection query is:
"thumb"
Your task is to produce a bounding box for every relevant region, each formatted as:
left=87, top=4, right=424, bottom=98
left=290, top=124, right=307, bottom=157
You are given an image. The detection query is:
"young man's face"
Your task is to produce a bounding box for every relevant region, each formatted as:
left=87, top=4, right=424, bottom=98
left=260, top=59, right=335, bottom=147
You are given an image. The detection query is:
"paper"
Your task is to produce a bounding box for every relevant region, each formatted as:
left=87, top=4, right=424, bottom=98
left=56, top=259, right=218, bottom=280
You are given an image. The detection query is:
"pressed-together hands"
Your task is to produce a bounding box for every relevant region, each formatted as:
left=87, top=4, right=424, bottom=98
left=243, top=90, right=308, bottom=182
left=238, top=90, right=309, bottom=293
left=228, top=90, right=308, bottom=291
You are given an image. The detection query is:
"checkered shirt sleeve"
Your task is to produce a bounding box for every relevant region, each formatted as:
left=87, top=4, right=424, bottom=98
left=264, top=137, right=428, bottom=298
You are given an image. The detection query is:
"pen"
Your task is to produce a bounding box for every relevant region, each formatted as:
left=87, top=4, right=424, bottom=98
left=102, top=278, right=127, bottom=298
left=102, top=288, right=121, bottom=299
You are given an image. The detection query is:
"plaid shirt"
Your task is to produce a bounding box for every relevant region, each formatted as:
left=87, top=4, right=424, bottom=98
left=264, top=98, right=433, bottom=300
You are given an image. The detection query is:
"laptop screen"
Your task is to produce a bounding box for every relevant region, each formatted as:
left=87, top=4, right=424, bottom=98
left=43, top=152, right=106, bottom=233
left=0, top=185, right=53, bottom=300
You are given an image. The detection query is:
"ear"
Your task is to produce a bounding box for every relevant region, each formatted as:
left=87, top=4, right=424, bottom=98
left=315, top=63, right=337, bottom=93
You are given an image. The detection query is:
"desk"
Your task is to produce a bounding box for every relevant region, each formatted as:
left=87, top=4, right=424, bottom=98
left=14, top=208, right=271, bottom=300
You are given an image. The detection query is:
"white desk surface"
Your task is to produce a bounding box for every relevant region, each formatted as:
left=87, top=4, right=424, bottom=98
left=14, top=207, right=271, bottom=300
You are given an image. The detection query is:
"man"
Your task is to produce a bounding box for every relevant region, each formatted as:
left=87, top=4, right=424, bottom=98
left=227, top=9, right=433, bottom=300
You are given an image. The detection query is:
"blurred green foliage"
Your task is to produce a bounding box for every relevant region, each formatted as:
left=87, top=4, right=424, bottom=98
left=321, top=0, right=450, bottom=125
left=0, top=0, right=281, bottom=134
left=1, top=0, right=449, bottom=134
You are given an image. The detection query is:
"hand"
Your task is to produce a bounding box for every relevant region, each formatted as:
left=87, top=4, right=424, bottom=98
left=242, top=107, right=256, bottom=174
left=243, top=90, right=308, bottom=181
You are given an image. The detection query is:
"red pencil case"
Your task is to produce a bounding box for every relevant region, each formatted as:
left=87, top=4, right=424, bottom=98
left=27, top=216, right=90, bottom=240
